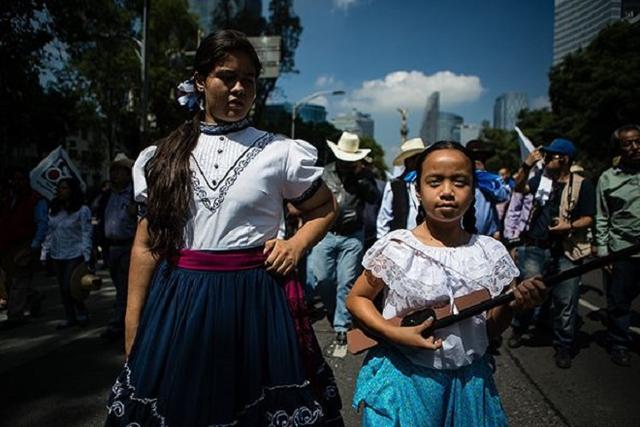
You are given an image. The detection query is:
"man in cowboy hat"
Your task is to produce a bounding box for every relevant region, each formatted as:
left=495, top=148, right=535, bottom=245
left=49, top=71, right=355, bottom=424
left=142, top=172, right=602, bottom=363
left=376, top=137, right=426, bottom=238
left=308, top=131, right=381, bottom=350
left=95, top=153, right=137, bottom=340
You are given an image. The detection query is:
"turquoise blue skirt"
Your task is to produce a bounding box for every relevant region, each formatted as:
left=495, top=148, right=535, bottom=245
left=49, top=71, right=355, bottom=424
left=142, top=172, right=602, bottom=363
left=353, top=346, right=508, bottom=427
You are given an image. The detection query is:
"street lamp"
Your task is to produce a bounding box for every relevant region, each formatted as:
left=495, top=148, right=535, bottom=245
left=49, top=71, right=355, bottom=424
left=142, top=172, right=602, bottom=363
left=291, top=90, right=345, bottom=139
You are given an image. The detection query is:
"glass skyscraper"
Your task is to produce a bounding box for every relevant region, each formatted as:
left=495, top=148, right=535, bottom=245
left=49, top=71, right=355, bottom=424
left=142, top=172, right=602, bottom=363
left=493, top=92, right=528, bottom=131
left=553, top=0, right=624, bottom=65
left=419, top=92, right=440, bottom=145
left=436, top=112, right=464, bottom=143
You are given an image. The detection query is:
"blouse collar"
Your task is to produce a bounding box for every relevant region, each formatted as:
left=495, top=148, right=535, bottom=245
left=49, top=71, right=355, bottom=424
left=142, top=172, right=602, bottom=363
left=199, top=118, right=251, bottom=135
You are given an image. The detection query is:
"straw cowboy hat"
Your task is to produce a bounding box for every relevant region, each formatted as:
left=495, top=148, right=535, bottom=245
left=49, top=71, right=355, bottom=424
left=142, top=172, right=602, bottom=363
left=70, top=263, right=103, bottom=302
left=111, top=153, right=134, bottom=170
left=326, top=132, right=371, bottom=162
left=393, top=137, right=427, bottom=166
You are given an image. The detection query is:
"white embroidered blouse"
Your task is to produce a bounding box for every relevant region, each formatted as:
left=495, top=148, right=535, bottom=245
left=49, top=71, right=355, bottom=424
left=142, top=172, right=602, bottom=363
left=363, top=229, right=519, bottom=370
left=132, top=127, right=323, bottom=250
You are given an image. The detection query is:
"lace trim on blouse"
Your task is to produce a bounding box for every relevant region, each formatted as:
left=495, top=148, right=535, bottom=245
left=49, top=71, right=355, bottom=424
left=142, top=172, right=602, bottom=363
left=362, top=230, right=519, bottom=317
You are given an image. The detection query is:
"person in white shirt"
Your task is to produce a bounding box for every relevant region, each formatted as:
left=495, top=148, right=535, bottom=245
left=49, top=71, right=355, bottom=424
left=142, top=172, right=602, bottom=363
left=105, top=30, right=343, bottom=427
left=376, top=137, right=426, bottom=239
left=41, top=177, right=92, bottom=329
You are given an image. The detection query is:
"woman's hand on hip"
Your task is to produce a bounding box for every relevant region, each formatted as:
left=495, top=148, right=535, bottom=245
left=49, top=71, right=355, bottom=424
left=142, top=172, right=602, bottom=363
left=263, top=238, right=302, bottom=276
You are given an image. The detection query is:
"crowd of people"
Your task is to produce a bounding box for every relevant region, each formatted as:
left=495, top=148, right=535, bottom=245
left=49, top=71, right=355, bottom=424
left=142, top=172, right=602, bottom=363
left=0, top=29, right=638, bottom=426
left=0, top=155, right=139, bottom=335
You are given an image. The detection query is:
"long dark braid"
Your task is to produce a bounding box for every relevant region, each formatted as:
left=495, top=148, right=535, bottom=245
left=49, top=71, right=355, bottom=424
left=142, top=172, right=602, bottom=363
left=145, top=117, right=200, bottom=259
left=414, top=140, right=477, bottom=234
left=462, top=201, right=477, bottom=234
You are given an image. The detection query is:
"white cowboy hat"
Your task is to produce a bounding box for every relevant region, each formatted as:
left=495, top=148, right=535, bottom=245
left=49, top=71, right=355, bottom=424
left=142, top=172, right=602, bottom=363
left=326, top=132, right=371, bottom=162
left=392, top=137, right=426, bottom=166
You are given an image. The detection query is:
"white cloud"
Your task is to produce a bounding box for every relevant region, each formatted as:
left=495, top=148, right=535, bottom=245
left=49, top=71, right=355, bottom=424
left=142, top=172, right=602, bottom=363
left=334, top=0, right=359, bottom=11
left=342, top=70, right=484, bottom=114
left=530, top=95, right=551, bottom=110
left=315, top=74, right=336, bottom=88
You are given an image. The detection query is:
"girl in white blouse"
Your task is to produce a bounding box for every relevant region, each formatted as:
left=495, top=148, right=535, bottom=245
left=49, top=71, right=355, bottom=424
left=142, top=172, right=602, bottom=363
left=41, top=177, right=92, bottom=329
left=347, top=141, right=546, bottom=426
left=106, top=30, right=342, bottom=427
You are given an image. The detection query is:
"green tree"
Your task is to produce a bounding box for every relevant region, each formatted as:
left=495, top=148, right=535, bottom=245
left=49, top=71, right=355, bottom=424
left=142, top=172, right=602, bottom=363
left=516, top=108, right=559, bottom=147
left=48, top=0, right=199, bottom=156
left=549, top=20, right=640, bottom=174
left=478, top=128, right=520, bottom=173
left=0, top=0, right=55, bottom=169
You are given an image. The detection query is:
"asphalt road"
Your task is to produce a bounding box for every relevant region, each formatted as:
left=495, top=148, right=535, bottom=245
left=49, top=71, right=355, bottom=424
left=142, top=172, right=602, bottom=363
left=0, top=267, right=638, bottom=426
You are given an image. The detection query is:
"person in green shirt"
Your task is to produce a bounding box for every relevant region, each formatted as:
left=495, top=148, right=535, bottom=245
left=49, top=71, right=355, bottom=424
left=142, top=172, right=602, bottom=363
left=595, top=124, right=640, bottom=367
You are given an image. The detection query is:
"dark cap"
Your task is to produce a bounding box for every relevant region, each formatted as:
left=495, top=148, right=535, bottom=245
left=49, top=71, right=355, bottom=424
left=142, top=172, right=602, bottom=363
left=541, top=138, right=576, bottom=160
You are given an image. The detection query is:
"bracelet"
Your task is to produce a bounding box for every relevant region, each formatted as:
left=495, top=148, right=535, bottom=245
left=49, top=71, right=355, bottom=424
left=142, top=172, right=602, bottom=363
left=521, top=162, right=532, bottom=170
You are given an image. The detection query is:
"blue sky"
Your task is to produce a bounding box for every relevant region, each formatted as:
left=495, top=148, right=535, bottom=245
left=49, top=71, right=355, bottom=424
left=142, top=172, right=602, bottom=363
left=263, top=0, right=554, bottom=164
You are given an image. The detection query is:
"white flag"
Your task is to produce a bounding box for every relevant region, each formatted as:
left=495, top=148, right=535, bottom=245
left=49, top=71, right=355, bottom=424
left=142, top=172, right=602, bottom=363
left=514, top=126, right=536, bottom=161
left=29, top=146, right=86, bottom=200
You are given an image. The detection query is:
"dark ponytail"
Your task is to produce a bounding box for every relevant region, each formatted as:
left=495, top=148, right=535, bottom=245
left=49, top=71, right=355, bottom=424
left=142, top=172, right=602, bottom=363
left=462, top=200, right=477, bottom=234
left=145, top=117, right=200, bottom=259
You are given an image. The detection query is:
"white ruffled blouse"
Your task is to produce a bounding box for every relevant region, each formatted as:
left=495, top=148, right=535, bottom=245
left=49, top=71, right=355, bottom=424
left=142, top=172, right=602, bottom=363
left=363, top=229, right=519, bottom=370
left=132, top=127, right=323, bottom=250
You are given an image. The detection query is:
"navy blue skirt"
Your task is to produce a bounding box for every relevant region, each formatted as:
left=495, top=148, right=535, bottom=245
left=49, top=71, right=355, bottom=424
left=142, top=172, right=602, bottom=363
left=105, top=260, right=342, bottom=426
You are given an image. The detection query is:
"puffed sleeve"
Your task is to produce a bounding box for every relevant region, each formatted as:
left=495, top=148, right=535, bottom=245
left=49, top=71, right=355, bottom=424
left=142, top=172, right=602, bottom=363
left=481, top=237, right=520, bottom=295
left=282, top=139, right=324, bottom=205
left=132, top=145, right=157, bottom=204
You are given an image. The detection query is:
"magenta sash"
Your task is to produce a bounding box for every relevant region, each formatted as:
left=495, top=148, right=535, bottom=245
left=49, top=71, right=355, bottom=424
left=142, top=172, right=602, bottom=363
left=175, top=248, right=266, bottom=271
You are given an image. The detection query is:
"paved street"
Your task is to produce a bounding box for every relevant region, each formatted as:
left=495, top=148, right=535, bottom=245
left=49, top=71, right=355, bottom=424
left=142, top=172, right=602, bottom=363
left=0, top=266, right=638, bottom=426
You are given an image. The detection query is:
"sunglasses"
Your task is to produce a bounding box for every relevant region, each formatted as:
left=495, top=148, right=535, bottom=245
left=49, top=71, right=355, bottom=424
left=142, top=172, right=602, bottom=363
left=544, top=153, right=563, bottom=161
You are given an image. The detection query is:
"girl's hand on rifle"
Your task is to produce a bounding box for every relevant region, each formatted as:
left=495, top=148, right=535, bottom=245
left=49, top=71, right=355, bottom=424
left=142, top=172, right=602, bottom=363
left=386, top=317, right=443, bottom=350
left=510, top=277, right=546, bottom=311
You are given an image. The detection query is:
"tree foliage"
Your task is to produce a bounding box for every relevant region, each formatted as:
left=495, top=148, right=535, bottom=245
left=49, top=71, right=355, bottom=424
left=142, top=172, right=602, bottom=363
left=548, top=21, right=640, bottom=174
left=0, top=0, right=57, bottom=169
left=478, top=127, right=520, bottom=173
left=48, top=0, right=199, bottom=156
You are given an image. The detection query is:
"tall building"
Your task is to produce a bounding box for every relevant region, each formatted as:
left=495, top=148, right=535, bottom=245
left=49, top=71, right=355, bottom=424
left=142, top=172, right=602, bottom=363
left=331, top=109, right=374, bottom=138
left=458, top=123, right=483, bottom=146
left=420, top=92, right=439, bottom=145
left=265, top=102, right=328, bottom=125
left=436, top=112, right=464, bottom=143
left=493, top=92, right=528, bottom=130
left=188, top=0, right=262, bottom=33
left=553, top=0, right=640, bottom=64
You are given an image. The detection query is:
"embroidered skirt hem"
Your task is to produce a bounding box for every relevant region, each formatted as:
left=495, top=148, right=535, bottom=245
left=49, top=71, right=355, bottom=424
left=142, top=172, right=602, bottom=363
left=105, top=262, right=342, bottom=427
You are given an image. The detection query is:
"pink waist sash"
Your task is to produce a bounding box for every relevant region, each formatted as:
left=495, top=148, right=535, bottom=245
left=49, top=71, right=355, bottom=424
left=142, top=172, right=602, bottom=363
left=175, top=248, right=266, bottom=271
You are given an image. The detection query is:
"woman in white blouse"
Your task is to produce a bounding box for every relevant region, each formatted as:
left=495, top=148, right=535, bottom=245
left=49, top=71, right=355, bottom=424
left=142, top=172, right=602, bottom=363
left=106, top=30, right=342, bottom=426
left=41, top=177, right=92, bottom=329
